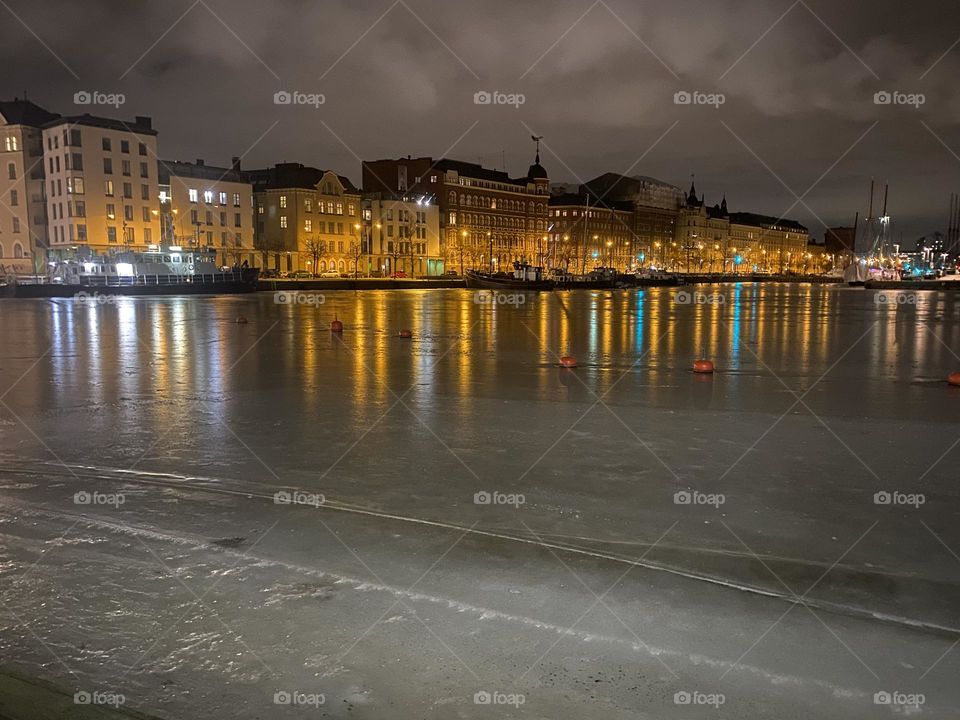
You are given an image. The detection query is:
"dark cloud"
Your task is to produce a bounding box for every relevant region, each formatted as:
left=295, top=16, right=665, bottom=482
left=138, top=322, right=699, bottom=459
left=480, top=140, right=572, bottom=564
left=2, top=0, right=959, bottom=241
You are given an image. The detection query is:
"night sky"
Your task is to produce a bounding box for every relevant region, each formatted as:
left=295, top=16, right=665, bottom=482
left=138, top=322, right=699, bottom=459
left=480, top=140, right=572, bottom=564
left=2, top=0, right=959, bottom=243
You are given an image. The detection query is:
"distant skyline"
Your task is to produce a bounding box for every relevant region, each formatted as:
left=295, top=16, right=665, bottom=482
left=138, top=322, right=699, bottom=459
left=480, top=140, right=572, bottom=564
left=2, top=0, right=959, bottom=245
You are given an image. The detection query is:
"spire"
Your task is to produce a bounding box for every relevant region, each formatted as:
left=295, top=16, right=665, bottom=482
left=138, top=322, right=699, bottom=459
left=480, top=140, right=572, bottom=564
left=687, top=174, right=698, bottom=205
left=527, top=134, right=547, bottom=180
left=720, top=194, right=728, bottom=214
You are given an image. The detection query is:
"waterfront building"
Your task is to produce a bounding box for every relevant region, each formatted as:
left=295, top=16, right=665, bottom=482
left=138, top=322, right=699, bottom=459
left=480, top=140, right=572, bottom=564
left=362, top=151, right=550, bottom=274
left=246, top=163, right=361, bottom=275
left=547, top=193, right=635, bottom=272
left=158, top=158, right=255, bottom=267
left=0, top=99, right=59, bottom=275
left=42, top=113, right=161, bottom=256
left=361, top=193, right=441, bottom=276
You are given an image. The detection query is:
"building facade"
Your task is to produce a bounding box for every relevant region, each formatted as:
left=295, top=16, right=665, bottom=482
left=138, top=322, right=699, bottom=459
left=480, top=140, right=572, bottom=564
left=362, top=151, right=550, bottom=274
left=0, top=99, right=59, bottom=275
left=158, top=158, right=255, bottom=266
left=247, top=163, right=361, bottom=275
left=42, top=114, right=161, bottom=255
left=547, top=193, right=635, bottom=272
left=361, top=193, right=441, bottom=276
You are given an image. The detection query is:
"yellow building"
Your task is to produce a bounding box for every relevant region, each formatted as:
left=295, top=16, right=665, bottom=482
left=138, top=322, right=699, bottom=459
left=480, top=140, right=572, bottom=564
left=42, top=114, right=161, bottom=255
left=362, top=193, right=441, bottom=276
left=158, top=158, right=255, bottom=267
left=0, top=99, right=58, bottom=275
left=248, top=163, right=361, bottom=275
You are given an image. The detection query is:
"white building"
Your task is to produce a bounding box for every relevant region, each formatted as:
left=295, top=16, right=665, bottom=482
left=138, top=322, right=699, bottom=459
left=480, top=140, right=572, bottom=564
left=158, top=158, right=255, bottom=267
left=362, top=193, right=441, bottom=276
left=42, top=113, right=161, bottom=255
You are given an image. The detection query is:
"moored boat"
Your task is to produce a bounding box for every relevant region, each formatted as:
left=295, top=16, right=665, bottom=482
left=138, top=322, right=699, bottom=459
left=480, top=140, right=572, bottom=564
left=465, top=262, right=554, bottom=291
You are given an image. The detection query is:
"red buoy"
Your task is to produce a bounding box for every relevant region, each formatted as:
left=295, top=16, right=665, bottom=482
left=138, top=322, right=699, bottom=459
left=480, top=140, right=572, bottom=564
left=559, top=356, right=578, bottom=368
left=693, top=359, right=714, bottom=374
left=948, top=372, right=960, bottom=387
left=235, top=316, right=248, bottom=324
left=398, top=329, right=412, bottom=338
left=330, top=319, right=343, bottom=333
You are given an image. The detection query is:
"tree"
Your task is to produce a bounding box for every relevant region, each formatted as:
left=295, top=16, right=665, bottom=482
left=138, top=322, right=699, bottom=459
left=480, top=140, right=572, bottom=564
left=349, top=239, right=362, bottom=279
left=304, top=238, right=327, bottom=277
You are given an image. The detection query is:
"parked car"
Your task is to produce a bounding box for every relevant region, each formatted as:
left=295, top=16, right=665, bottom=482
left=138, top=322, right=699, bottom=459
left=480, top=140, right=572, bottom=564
left=320, top=270, right=340, bottom=278
left=390, top=271, right=407, bottom=279
left=443, top=270, right=459, bottom=277
left=260, top=268, right=280, bottom=279
left=290, top=270, right=312, bottom=279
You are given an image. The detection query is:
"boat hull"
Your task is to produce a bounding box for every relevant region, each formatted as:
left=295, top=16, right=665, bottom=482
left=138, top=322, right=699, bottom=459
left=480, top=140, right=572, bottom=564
left=464, top=271, right=554, bottom=291
left=4, top=270, right=260, bottom=298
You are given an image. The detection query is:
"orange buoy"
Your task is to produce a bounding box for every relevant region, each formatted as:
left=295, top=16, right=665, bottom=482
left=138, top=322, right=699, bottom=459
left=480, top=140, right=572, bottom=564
left=948, top=372, right=960, bottom=387
left=330, top=319, right=343, bottom=333
left=559, top=356, right=578, bottom=368
left=398, top=329, right=412, bottom=338
left=235, top=316, right=248, bottom=324
left=693, top=359, right=714, bottom=374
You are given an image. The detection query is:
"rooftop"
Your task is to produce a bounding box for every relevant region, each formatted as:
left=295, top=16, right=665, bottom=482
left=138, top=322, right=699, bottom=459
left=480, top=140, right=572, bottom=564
left=0, top=98, right=60, bottom=127
left=44, top=113, right=158, bottom=136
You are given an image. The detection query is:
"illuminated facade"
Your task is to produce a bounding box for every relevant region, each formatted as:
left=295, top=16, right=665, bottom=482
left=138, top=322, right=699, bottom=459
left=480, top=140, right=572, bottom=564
left=247, top=163, right=361, bottom=275
left=158, top=158, right=255, bottom=267
left=42, top=114, right=161, bottom=255
left=361, top=194, right=441, bottom=276
left=362, top=152, right=550, bottom=274
left=547, top=193, right=635, bottom=272
left=0, top=99, right=58, bottom=275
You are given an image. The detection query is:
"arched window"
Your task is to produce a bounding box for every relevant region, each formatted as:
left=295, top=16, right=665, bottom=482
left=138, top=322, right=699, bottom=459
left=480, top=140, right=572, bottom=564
left=448, top=191, right=457, bottom=204
left=13, top=243, right=23, bottom=258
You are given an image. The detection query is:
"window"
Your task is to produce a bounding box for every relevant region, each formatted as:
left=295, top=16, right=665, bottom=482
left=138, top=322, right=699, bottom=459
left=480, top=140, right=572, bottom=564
left=279, top=195, right=287, bottom=208
left=219, top=211, right=226, bottom=225
left=124, top=226, right=135, bottom=243
left=190, top=209, right=198, bottom=224
left=233, top=193, right=240, bottom=207
left=205, top=210, right=212, bottom=225
left=124, top=205, right=133, bottom=221
left=75, top=201, right=86, bottom=217
left=71, top=153, right=83, bottom=170
left=106, top=204, right=115, bottom=219
left=9, top=189, right=17, bottom=206
left=257, top=204, right=264, bottom=214
left=11, top=218, right=20, bottom=233
left=122, top=182, right=132, bottom=198
left=4, top=136, right=19, bottom=152
left=77, top=224, right=87, bottom=241
left=234, top=213, right=241, bottom=227
left=138, top=143, right=147, bottom=156
left=142, top=207, right=150, bottom=222
left=304, top=198, right=312, bottom=212
left=107, top=226, right=117, bottom=243
left=103, top=158, right=112, bottom=174
left=120, top=140, right=129, bottom=153
left=305, top=219, right=312, bottom=232
left=105, top=180, right=115, bottom=196
left=7, top=163, right=14, bottom=179
left=280, top=215, right=287, bottom=228
left=219, top=191, right=227, bottom=205
left=188, top=188, right=198, bottom=202
left=141, top=184, right=149, bottom=200
left=203, top=190, right=213, bottom=204
left=143, top=227, right=151, bottom=243
left=140, top=162, right=148, bottom=178
left=348, top=204, right=355, bottom=216
left=102, top=137, right=111, bottom=151
left=336, top=203, right=343, bottom=215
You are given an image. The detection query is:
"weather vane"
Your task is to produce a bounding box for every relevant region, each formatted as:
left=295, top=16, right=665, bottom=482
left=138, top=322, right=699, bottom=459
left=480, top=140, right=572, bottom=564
left=531, top=135, right=543, bottom=161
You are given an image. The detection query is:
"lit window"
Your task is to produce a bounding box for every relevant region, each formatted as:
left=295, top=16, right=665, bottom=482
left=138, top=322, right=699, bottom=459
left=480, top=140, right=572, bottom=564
left=279, top=195, right=287, bottom=208
left=188, top=189, right=198, bottom=202
left=305, top=219, right=312, bottom=232
left=280, top=215, right=287, bottom=228
left=203, top=190, right=213, bottom=204
left=219, top=191, right=227, bottom=205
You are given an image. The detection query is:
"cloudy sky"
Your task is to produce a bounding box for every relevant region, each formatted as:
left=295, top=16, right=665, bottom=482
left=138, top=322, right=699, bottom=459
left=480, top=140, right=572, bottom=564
left=2, top=0, right=959, bottom=244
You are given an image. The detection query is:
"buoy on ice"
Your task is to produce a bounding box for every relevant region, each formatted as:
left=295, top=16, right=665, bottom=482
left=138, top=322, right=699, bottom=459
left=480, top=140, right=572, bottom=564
left=948, top=372, right=960, bottom=387
left=693, top=359, right=714, bottom=374
left=235, top=316, right=248, bottom=324
left=330, top=318, right=343, bottom=333
left=559, top=356, right=578, bottom=368
left=398, top=329, right=412, bottom=338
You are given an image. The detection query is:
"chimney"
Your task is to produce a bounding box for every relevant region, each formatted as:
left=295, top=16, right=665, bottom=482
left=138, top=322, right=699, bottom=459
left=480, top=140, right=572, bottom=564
left=231, top=156, right=241, bottom=172
left=195, top=158, right=204, bottom=166
left=135, top=116, right=152, bottom=129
